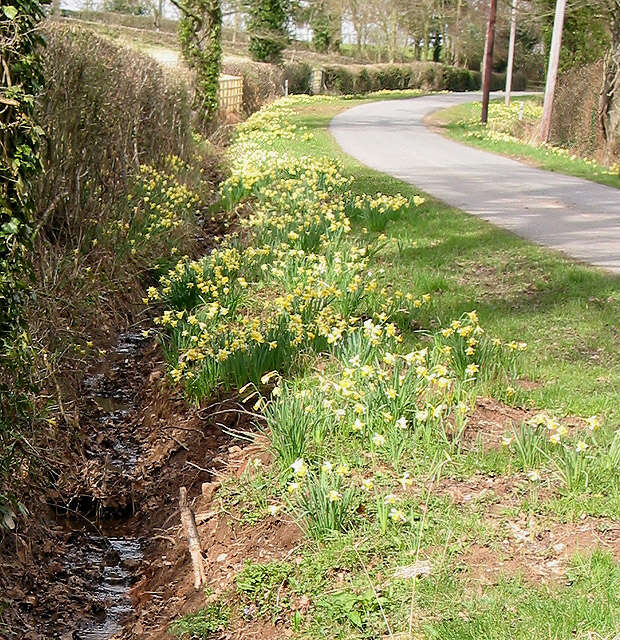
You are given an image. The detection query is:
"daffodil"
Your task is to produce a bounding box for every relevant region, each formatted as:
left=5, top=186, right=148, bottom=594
left=372, top=433, right=386, bottom=447
left=291, top=458, right=307, bottom=477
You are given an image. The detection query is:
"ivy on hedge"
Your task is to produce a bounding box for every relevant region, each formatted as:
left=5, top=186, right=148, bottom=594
left=246, top=0, right=290, bottom=63
left=0, top=0, right=44, bottom=523
left=173, top=0, right=222, bottom=124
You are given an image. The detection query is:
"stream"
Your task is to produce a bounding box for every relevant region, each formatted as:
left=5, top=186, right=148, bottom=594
left=54, top=331, right=149, bottom=640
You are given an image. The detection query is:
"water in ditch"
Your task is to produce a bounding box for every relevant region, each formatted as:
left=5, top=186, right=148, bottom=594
left=55, top=331, right=148, bottom=640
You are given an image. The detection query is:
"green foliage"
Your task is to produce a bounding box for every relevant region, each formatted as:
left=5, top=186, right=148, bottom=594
left=246, top=0, right=290, bottom=63
left=284, top=61, right=312, bottom=94
left=310, top=5, right=330, bottom=53
left=307, top=0, right=339, bottom=54
left=235, top=560, right=295, bottom=619
left=314, top=588, right=382, bottom=630
left=168, top=601, right=230, bottom=637
left=293, top=471, right=360, bottom=540
left=263, top=383, right=320, bottom=471
left=0, top=0, right=44, bottom=523
left=320, top=62, right=511, bottom=96
left=538, top=0, right=610, bottom=73
left=177, top=0, right=222, bottom=124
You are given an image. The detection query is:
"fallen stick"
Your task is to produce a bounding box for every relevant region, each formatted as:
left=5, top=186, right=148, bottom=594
left=179, top=486, right=207, bottom=590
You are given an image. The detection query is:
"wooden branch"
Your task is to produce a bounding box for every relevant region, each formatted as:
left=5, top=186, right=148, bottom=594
left=168, top=0, right=203, bottom=27
left=179, top=486, right=207, bottom=590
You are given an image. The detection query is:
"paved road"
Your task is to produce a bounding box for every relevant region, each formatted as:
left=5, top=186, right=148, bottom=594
left=330, top=93, right=620, bottom=275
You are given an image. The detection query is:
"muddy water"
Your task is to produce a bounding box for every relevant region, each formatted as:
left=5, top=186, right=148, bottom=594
left=60, top=331, right=148, bottom=639
left=59, top=532, right=143, bottom=640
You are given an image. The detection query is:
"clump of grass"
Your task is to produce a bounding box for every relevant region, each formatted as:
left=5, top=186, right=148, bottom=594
left=235, top=561, right=295, bottom=620
left=168, top=601, right=230, bottom=638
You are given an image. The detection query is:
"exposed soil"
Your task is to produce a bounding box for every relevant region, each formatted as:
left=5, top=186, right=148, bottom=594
left=0, top=327, right=247, bottom=639
left=462, top=396, right=531, bottom=449
left=461, top=396, right=587, bottom=450
left=124, top=441, right=302, bottom=640
left=460, top=515, right=620, bottom=586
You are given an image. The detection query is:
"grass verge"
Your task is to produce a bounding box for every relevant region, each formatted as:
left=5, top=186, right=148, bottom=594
left=159, top=94, right=620, bottom=640
left=429, top=96, right=620, bottom=189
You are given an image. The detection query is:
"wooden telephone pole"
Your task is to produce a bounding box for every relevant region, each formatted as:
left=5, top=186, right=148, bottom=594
left=540, top=0, right=567, bottom=142
left=505, top=0, right=518, bottom=105
left=481, top=0, right=498, bottom=124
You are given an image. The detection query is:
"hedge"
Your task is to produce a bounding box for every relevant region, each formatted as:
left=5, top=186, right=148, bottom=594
left=319, top=62, right=526, bottom=95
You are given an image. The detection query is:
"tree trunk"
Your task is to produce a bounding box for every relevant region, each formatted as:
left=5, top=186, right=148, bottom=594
left=389, top=8, right=397, bottom=63
left=601, top=5, right=620, bottom=160
left=453, top=0, right=463, bottom=65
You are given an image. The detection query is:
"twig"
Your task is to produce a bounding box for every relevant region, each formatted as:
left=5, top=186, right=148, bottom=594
left=185, top=460, right=210, bottom=473
left=179, top=486, right=207, bottom=590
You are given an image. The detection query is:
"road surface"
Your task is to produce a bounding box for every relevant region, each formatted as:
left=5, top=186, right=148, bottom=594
left=330, top=93, right=620, bottom=275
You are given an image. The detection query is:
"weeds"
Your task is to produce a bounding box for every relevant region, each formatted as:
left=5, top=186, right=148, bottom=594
left=168, top=601, right=230, bottom=638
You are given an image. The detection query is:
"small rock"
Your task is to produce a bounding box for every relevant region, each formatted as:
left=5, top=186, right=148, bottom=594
left=201, top=481, right=220, bottom=502
left=394, top=560, right=433, bottom=579
left=103, top=547, right=121, bottom=566
left=216, top=553, right=228, bottom=563
left=121, top=557, right=141, bottom=570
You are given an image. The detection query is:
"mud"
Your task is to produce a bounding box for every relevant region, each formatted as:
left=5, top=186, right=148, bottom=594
left=0, top=325, right=240, bottom=640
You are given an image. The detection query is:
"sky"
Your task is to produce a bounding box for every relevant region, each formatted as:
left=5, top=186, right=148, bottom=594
left=59, top=0, right=355, bottom=43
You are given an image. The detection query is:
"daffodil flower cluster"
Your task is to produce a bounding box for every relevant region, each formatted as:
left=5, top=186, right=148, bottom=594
left=349, top=192, right=423, bottom=232
left=115, top=161, right=200, bottom=257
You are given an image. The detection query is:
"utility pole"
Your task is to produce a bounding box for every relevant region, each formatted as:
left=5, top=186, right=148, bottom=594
left=505, top=0, right=518, bottom=105
left=540, top=0, right=567, bottom=142
left=481, top=0, right=497, bottom=124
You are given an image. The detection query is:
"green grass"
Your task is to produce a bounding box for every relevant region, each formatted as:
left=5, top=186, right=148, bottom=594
left=168, top=601, right=230, bottom=638
left=255, top=95, right=620, bottom=429
left=162, top=93, right=620, bottom=640
left=431, top=97, right=620, bottom=190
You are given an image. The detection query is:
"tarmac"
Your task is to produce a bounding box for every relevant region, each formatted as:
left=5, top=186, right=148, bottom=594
left=330, top=92, right=620, bottom=275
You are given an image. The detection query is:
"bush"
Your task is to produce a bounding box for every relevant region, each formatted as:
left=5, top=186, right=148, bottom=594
left=321, top=62, right=483, bottom=95
left=551, top=61, right=607, bottom=159
left=283, top=61, right=312, bottom=94
left=323, top=65, right=356, bottom=94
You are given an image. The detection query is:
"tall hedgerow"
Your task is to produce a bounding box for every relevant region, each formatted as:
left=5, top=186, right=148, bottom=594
left=246, top=0, right=290, bottom=63
left=0, top=0, right=45, bottom=526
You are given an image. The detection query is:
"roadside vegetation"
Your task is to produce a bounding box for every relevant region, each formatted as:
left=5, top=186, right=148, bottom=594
left=0, top=18, right=215, bottom=540
left=160, top=94, right=620, bottom=639
left=431, top=97, right=620, bottom=189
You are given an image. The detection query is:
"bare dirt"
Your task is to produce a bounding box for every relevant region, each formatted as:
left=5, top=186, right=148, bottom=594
left=0, top=327, right=245, bottom=640
left=460, top=515, right=620, bottom=586
left=122, top=437, right=303, bottom=640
